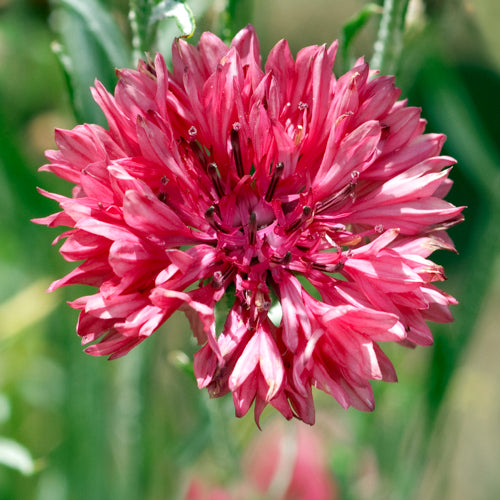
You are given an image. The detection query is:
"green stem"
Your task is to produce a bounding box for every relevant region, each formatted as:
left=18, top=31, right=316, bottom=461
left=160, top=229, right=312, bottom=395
left=129, top=0, right=154, bottom=61
left=371, top=0, right=410, bottom=74
left=110, top=347, right=150, bottom=500
left=222, top=0, right=254, bottom=43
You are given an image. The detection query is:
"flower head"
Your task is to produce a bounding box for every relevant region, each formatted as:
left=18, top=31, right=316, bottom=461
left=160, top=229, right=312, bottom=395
left=241, top=420, right=338, bottom=500
left=36, top=26, right=463, bottom=424
left=184, top=419, right=337, bottom=500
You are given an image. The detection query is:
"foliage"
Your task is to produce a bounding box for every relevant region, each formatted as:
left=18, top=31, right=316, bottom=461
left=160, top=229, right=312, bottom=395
left=0, top=0, right=499, bottom=498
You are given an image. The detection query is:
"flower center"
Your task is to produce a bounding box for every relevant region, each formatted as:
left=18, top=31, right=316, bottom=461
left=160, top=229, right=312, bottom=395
left=177, top=127, right=366, bottom=318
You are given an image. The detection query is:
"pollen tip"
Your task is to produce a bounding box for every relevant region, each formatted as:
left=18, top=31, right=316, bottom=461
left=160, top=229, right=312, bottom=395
left=248, top=212, right=257, bottom=245
left=264, top=162, right=285, bottom=202
left=231, top=128, right=244, bottom=177
left=207, top=163, right=224, bottom=197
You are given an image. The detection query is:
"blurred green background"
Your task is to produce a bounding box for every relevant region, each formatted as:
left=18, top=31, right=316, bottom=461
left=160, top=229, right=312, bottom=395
left=0, top=0, right=499, bottom=499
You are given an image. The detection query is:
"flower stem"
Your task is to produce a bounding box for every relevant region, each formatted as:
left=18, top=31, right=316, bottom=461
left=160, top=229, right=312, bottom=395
left=371, top=0, right=410, bottom=74
left=222, top=0, right=254, bottom=43
left=129, top=0, right=154, bottom=61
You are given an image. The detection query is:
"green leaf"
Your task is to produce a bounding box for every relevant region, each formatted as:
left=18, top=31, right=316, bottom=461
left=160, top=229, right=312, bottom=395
left=0, top=438, right=35, bottom=475
left=50, top=11, right=111, bottom=125
left=50, top=0, right=131, bottom=124
left=51, top=39, right=91, bottom=124
left=150, top=0, right=196, bottom=38
left=340, top=3, right=382, bottom=72
left=268, top=302, right=282, bottom=327
left=52, top=0, right=130, bottom=68
left=168, top=350, right=195, bottom=377
left=214, top=284, right=236, bottom=336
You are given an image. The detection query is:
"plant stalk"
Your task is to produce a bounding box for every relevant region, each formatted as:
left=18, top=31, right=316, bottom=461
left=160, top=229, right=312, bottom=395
left=371, top=0, right=410, bottom=74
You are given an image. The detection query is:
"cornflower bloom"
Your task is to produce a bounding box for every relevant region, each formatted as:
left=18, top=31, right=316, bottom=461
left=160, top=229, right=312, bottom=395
left=36, top=26, right=463, bottom=424
left=185, top=420, right=337, bottom=499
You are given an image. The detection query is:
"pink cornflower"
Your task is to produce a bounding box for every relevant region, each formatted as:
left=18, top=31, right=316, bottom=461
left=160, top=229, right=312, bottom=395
left=184, top=419, right=337, bottom=500
left=241, top=420, right=338, bottom=500
left=36, top=26, right=463, bottom=424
